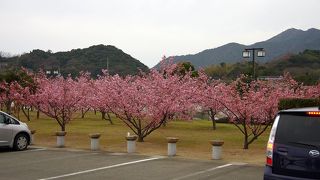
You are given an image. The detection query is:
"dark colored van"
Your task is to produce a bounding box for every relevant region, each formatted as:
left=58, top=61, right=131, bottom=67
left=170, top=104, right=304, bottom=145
left=264, top=107, right=320, bottom=180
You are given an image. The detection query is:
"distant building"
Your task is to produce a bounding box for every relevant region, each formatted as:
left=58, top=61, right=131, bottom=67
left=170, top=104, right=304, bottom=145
left=45, top=68, right=60, bottom=76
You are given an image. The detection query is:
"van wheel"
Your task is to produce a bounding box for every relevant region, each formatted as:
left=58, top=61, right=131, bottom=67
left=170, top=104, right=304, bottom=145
left=13, top=134, right=29, bottom=151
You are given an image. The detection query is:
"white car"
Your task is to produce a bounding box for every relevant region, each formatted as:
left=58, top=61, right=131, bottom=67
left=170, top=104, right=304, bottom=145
left=0, top=111, right=32, bottom=151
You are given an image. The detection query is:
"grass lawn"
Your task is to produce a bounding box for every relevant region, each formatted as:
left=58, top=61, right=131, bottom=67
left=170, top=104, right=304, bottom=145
left=19, top=111, right=270, bottom=165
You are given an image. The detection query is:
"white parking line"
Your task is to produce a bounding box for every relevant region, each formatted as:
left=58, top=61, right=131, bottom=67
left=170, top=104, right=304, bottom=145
left=27, top=148, right=47, bottom=152
left=1, top=148, right=47, bottom=154
left=38, top=156, right=163, bottom=180
left=173, top=164, right=234, bottom=180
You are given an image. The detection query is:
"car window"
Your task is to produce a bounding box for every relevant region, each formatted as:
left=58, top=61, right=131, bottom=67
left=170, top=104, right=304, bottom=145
left=0, top=113, right=20, bottom=125
left=0, top=114, right=5, bottom=124
left=275, top=114, right=320, bottom=144
left=9, top=118, right=20, bottom=125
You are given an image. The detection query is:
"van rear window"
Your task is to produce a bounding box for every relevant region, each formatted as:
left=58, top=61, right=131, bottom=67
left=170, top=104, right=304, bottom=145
left=275, top=114, right=320, bottom=144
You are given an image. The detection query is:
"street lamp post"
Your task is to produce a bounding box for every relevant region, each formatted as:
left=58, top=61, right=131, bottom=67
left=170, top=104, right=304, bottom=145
left=242, top=48, right=265, bottom=79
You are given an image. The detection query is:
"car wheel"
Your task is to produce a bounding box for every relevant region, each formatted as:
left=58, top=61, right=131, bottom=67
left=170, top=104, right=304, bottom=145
left=13, top=134, right=29, bottom=151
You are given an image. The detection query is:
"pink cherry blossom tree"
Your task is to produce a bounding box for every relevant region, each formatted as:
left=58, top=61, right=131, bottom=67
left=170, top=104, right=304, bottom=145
left=76, top=72, right=95, bottom=119
left=106, top=66, right=198, bottom=142
left=219, top=75, right=300, bottom=149
left=0, top=81, right=17, bottom=114
left=0, top=83, right=30, bottom=118
left=89, top=71, right=114, bottom=124
left=8, top=83, right=34, bottom=120
left=303, top=80, right=320, bottom=99
left=31, top=75, right=82, bottom=131
left=0, top=69, right=36, bottom=115
left=196, top=79, right=226, bottom=130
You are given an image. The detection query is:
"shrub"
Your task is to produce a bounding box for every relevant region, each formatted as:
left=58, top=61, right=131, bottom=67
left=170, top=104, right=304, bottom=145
left=278, top=98, right=320, bottom=110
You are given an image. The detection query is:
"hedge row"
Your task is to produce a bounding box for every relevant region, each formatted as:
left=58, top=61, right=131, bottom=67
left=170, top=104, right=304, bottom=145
left=278, top=98, right=320, bottom=110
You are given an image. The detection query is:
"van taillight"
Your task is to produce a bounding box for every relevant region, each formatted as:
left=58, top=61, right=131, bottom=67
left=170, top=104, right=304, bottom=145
left=307, top=111, right=320, bottom=116
left=266, top=142, right=274, bottom=166
left=266, top=157, right=273, bottom=166
left=266, top=115, right=279, bottom=167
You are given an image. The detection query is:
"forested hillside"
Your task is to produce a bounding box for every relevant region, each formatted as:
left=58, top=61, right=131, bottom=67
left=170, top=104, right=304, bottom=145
left=0, top=45, right=149, bottom=77
left=205, top=50, right=320, bottom=85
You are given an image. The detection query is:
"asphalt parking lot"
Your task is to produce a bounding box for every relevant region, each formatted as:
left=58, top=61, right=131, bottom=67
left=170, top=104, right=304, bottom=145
left=0, top=147, right=264, bottom=180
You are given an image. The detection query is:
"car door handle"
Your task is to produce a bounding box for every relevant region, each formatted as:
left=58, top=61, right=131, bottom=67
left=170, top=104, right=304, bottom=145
left=277, top=148, right=288, bottom=155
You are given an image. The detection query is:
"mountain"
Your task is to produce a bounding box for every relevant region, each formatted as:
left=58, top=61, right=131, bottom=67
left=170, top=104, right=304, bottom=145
left=0, top=45, right=149, bottom=77
left=155, top=28, right=320, bottom=68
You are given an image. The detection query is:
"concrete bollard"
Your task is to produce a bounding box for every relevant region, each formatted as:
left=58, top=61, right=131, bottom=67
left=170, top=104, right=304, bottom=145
left=210, top=140, right=224, bottom=160
left=56, top=131, right=67, bottom=148
left=126, top=135, right=137, bottom=153
left=167, top=137, right=179, bottom=156
left=31, top=130, right=36, bottom=145
left=89, top=133, right=101, bottom=151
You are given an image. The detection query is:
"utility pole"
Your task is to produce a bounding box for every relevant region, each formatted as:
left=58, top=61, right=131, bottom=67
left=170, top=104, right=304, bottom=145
left=242, top=48, right=265, bottom=79
left=107, top=57, right=109, bottom=72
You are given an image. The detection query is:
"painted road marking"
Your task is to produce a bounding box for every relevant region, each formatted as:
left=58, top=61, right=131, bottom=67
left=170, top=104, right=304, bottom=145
left=38, top=156, right=163, bottom=180
left=173, top=163, right=234, bottom=180
left=0, top=147, right=47, bottom=154
left=27, top=148, right=47, bottom=152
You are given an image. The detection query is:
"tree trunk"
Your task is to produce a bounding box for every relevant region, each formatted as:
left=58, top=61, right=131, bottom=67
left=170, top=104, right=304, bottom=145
left=81, top=108, right=89, bottom=119
left=5, top=101, right=11, bottom=114
left=101, top=111, right=105, bottom=120
left=28, top=108, right=30, bottom=120
left=16, top=107, right=20, bottom=119
left=136, top=128, right=144, bottom=142
left=21, top=107, right=31, bottom=121
left=137, top=136, right=144, bottom=142
left=106, top=112, right=113, bottom=125
left=101, top=111, right=113, bottom=124
left=81, top=109, right=85, bottom=118
left=243, top=142, right=249, bottom=149
left=37, top=110, right=40, bottom=119
left=211, top=119, right=216, bottom=130
left=61, top=123, right=66, bottom=132
left=209, top=109, right=216, bottom=130
left=243, top=134, right=249, bottom=149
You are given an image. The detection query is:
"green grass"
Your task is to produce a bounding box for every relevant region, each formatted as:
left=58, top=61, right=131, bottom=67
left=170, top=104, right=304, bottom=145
left=18, top=111, right=270, bottom=165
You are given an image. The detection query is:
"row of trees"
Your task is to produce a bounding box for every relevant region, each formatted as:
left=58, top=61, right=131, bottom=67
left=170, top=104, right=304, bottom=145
left=0, top=62, right=319, bottom=149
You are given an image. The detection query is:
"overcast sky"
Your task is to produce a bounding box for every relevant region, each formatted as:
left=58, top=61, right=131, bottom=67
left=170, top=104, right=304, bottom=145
left=1, top=0, right=319, bottom=67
